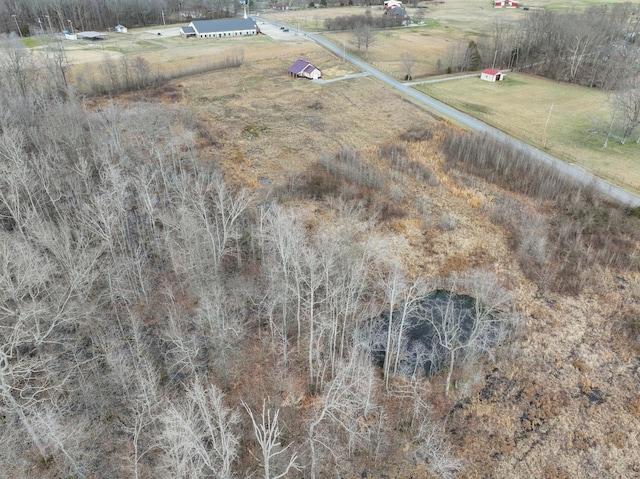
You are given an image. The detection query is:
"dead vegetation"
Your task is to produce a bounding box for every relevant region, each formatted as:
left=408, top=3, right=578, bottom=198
left=1, top=32, right=639, bottom=479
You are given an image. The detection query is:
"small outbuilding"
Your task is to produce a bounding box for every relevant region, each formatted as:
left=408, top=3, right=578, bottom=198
left=480, top=68, right=505, bottom=82
left=115, top=24, right=128, bottom=33
left=288, top=59, right=322, bottom=80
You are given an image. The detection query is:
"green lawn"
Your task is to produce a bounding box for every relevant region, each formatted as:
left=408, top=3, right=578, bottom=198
left=415, top=73, right=640, bottom=195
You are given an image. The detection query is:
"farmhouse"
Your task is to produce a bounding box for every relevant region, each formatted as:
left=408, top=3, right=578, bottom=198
left=480, top=68, right=505, bottom=82
left=387, top=6, right=411, bottom=25
left=494, top=0, right=519, bottom=7
left=288, top=59, right=322, bottom=80
left=180, top=18, right=258, bottom=38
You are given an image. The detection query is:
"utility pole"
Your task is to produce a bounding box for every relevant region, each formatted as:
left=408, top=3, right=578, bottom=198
left=541, top=102, right=554, bottom=147
left=45, top=14, right=53, bottom=35
left=12, top=15, right=22, bottom=37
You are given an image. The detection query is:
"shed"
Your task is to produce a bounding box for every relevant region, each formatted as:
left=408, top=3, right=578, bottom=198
left=288, top=59, right=322, bottom=80
left=115, top=24, right=128, bottom=33
left=180, top=18, right=257, bottom=38
left=480, top=68, right=505, bottom=82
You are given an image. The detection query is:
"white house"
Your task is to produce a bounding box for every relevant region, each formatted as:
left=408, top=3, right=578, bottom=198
left=115, top=24, right=128, bottom=33
left=288, top=59, right=322, bottom=80
left=180, top=18, right=258, bottom=38
left=480, top=68, right=505, bottom=82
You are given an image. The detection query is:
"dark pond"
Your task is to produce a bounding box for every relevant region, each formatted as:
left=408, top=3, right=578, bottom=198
left=369, top=290, right=479, bottom=377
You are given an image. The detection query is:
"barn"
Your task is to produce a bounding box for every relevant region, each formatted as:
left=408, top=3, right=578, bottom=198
left=480, top=68, right=505, bottom=82
left=288, top=59, right=322, bottom=80
left=180, top=18, right=258, bottom=38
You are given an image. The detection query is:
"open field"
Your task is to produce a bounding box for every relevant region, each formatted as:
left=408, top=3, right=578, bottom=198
left=261, top=2, right=640, bottom=195
left=416, top=73, right=640, bottom=194
left=38, top=0, right=639, bottom=195
left=125, top=48, right=640, bottom=479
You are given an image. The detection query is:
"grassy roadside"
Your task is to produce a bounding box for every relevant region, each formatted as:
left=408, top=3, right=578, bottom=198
left=415, top=73, right=640, bottom=195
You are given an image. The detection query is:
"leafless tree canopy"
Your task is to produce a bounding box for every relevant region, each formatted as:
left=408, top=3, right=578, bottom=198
left=0, top=0, right=238, bottom=33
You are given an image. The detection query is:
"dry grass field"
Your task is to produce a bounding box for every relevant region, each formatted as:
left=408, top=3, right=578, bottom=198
left=417, top=73, right=640, bottom=194
left=168, top=57, right=640, bottom=478
left=14, top=6, right=640, bottom=476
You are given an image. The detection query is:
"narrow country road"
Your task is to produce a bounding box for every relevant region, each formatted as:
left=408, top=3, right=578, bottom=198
left=257, top=18, right=640, bottom=207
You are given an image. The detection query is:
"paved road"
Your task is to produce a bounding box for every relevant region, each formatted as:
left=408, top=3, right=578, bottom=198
left=256, top=17, right=640, bottom=207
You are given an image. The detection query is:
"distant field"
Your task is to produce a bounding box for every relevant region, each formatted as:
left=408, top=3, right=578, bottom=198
left=415, top=73, right=640, bottom=194
left=264, top=2, right=640, bottom=195
left=50, top=1, right=640, bottom=196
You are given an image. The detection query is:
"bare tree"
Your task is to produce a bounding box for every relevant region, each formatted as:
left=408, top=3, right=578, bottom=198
left=390, top=378, right=462, bottom=477
left=307, top=343, right=379, bottom=479
left=424, top=270, right=512, bottom=395
left=401, top=52, right=417, bottom=80
left=242, top=400, right=301, bottom=479
left=0, top=39, right=35, bottom=97
left=351, top=22, right=377, bottom=60
left=612, top=82, right=640, bottom=144
left=380, top=263, right=428, bottom=387
left=159, top=380, right=239, bottom=479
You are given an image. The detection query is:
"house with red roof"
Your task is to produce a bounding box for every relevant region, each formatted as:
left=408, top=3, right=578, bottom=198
left=494, top=0, right=519, bottom=7
left=480, top=69, right=506, bottom=82
left=288, top=59, right=322, bottom=80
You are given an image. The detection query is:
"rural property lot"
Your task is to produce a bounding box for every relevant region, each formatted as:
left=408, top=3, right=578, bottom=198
left=6, top=4, right=640, bottom=478
left=55, top=0, right=639, bottom=195
left=417, top=73, right=640, bottom=194
left=261, top=2, right=640, bottom=195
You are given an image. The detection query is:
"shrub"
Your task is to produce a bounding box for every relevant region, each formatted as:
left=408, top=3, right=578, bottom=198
left=379, top=140, right=436, bottom=184
left=442, top=131, right=640, bottom=294
left=399, top=126, right=434, bottom=143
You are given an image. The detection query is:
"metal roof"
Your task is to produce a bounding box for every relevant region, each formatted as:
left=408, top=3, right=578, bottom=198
left=77, top=31, right=109, bottom=39
left=288, top=59, right=314, bottom=75
left=190, top=18, right=256, bottom=34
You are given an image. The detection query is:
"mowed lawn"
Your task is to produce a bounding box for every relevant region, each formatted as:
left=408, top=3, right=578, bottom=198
left=416, top=73, right=640, bottom=195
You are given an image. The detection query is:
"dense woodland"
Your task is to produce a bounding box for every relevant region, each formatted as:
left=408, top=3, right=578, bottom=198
left=1, top=2, right=640, bottom=478
left=0, top=0, right=239, bottom=34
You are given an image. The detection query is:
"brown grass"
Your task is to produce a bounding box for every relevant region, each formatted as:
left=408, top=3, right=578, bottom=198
left=79, top=11, right=640, bottom=479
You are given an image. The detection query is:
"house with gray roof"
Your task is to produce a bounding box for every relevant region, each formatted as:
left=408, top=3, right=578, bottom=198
left=180, top=18, right=258, bottom=38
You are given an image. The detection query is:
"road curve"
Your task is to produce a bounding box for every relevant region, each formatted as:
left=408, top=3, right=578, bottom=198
left=256, top=18, right=640, bottom=207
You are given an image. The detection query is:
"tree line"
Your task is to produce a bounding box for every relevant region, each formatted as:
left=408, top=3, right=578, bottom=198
left=443, top=4, right=640, bottom=90
left=0, top=0, right=237, bottom=34
left=442, top=4, right=640, bottom=143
